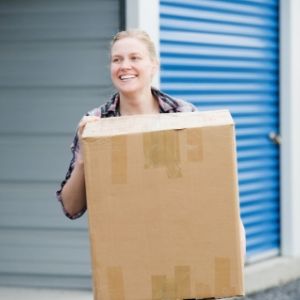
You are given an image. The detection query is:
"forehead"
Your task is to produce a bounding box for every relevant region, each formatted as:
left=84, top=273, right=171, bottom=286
left=111, top=37, right=148, bottom=55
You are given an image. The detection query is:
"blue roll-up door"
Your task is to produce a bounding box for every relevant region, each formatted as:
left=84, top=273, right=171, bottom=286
left=160, top=0, right=280, bottom=263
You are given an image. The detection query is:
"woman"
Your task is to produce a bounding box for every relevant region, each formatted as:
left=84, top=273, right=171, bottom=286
left=56, top=29, right=197, bottom=220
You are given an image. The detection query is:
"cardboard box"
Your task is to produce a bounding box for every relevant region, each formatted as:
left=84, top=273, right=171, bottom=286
left=82, top=110, right=244, bottom=300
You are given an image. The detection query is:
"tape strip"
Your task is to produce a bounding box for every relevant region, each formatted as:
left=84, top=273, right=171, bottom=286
left=151, top=275, right=176, bottom=300
left=175, top=266, right=191, bottom=298
left=186, top=128, right=203, bottom=162
left=152, top=275, right=167, bottom=300
left=143, top=130, right=182, bottom=179
left=165, top=278, right=175, bottom=300
left=164, top=131, right=182, bottom=178
left=111, top=136, right=127, bottom=184
left=214, top=257, right=235, bottom=295
left=152, top=266, right=191, bottom=300
left=107, top=266, right=125, bottom=300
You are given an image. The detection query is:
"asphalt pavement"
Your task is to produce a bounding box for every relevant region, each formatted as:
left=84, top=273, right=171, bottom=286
left=241, top=278, right=300, bottom=300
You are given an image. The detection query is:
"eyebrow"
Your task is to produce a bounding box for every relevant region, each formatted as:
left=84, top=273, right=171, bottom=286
left=111, top=52, right=142, bottom=57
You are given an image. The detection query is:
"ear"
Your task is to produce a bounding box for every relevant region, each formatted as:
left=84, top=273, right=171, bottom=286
left=151, top=59, right=159, bottom=77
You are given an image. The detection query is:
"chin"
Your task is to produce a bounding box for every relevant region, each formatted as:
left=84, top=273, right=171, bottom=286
left=118, top=86, right=140, bottom=95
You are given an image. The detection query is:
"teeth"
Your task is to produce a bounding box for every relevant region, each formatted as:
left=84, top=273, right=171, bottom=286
left=120, top=75, right=136, bottom=80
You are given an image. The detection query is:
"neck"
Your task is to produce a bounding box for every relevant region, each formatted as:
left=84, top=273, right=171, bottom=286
left=119, top=88, right=159, bottom=115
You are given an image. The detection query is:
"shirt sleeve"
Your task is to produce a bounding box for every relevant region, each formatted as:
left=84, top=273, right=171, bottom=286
left=175, top=99, right=198, bottom=112
left=56, top=133, right=87, bottom=219
left=56, top=107, right=102, bottom=219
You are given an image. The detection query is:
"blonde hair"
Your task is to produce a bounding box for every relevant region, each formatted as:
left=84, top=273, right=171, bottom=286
left=111, top=29, right=157, bottom=61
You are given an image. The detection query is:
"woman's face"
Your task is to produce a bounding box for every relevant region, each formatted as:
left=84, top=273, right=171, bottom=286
left=110, top=37, right=157, bottom=96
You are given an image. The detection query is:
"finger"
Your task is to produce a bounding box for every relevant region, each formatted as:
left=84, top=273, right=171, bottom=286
left=81, top=116, right=100, bottom=125
left=78, top=116, right=100, bottom=136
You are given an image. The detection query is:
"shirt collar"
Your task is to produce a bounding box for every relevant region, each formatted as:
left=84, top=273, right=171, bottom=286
left=102, top=87, right=179, bottom=117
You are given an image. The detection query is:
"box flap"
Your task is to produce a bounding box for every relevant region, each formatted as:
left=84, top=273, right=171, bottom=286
left=82, top=110, right=233, bottom=138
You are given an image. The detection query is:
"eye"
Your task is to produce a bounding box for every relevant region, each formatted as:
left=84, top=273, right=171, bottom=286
left=131, top=55, right=140, bottom=61
left=112, top=57, right=121, bottom=63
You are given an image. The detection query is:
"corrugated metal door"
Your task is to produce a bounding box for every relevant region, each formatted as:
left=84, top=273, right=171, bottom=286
left=0, top=0, right=120, bottom=287
left=160, top=0, right=280, bottom=263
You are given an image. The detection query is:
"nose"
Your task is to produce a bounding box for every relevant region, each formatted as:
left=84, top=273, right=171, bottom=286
left=120, top=58, right=131, bottom=69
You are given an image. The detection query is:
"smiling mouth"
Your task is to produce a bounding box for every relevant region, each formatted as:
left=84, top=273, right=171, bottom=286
left=119, top=75, right=137, bottom=81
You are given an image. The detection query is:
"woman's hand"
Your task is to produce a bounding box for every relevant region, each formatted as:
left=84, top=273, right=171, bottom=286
left=77, top=115, right=100, bottom=138
left=76, top=115, right=100, bottom=163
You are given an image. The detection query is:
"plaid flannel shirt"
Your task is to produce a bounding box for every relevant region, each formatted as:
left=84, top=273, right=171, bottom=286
left=56, top=88, right=197, bottom=219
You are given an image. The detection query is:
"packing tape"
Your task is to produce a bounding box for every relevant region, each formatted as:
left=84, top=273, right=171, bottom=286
left=151, top=266, right=191, bottom=300
left=107, top=266, right=125, bottom=300
left=186, top=128, right=203, bottom=162
left=214, top=257, right=236, bottom=295
left=166, top=277, right=176, bottom=300
left=175, top=266, right=191, bottom=298
left=111, top=136, right=127, bottom=184
left=152, top=275, right=167, bottom=300
left=143, top=130, right=182, bottom=179
left=152, top=276, right=176, bottom=300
